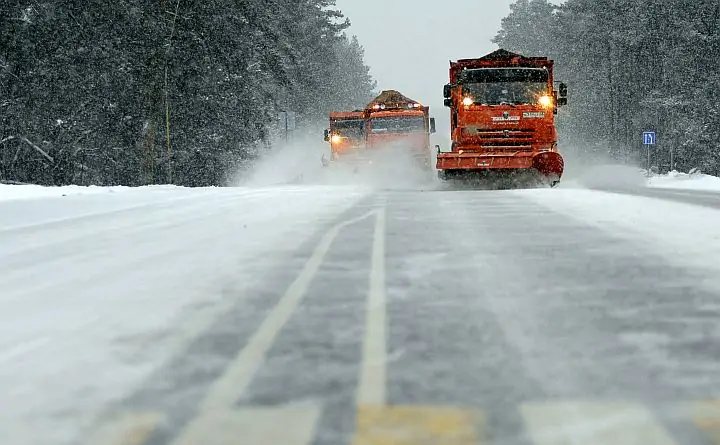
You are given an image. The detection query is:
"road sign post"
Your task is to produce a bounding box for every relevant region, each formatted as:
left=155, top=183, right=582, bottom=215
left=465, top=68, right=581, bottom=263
left=278, top=111, right=297, bottom=142
left=643, top=131, right=656, bottom=175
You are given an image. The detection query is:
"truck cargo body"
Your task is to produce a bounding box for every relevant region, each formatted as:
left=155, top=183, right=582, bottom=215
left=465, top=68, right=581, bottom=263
left=364, top=93, right=436, bottom=171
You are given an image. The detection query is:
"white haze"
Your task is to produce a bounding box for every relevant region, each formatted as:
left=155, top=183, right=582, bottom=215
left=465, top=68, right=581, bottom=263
left=235, top=128, right=440, bottom=190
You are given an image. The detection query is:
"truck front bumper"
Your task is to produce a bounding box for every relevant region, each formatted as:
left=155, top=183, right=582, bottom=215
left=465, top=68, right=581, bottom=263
left=436, top=151, right=563, bottom=178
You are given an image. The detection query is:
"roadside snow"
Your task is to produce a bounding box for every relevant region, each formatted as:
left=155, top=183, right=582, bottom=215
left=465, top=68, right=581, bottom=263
left=560, top=164, right=647, bottom=190
left=647, top=170, right=720, bottom=191
left=0, top=183, right=242, bottom=201
left=560, top=164, right=720, bottom=193
left=519, top=188, right=720, bottom=278
left=0, top=184, right=369, bottom=445
left=0, top=185, right=265, bottom=230
left=0, top=183, right=136, bottom=201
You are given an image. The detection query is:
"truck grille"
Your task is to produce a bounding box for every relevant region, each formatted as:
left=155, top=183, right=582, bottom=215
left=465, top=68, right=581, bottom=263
left=461, top=128, right=536, bottom=150
left=473, top=128, right=535, bottom=139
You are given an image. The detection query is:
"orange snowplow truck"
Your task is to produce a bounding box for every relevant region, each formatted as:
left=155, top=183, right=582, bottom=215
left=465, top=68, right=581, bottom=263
left=323, top=111, right=365, bottom=163
left=364, top=90, right=436, bottom=170
left=438, top=49, right=568, bottom=187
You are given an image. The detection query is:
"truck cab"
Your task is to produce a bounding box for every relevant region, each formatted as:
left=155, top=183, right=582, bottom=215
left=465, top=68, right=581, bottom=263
left=324, top=111, right=365, bottom=161
left=364, top=90, right=436, bottom=170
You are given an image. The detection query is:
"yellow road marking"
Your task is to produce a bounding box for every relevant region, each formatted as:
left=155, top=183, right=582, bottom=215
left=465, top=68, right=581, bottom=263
left=681, top=399, right=720, bottom=443
left=171, top=403, right=322, bottom=445
left=520, top=401, right=677, bottom=445
left=85, top=411, right=163, bottom=445
left=352, top=405, right=484, bottom=445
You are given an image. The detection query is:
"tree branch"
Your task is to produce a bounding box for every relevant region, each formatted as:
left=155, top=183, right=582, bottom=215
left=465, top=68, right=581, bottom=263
left=19, top=136, right=54, bottom=163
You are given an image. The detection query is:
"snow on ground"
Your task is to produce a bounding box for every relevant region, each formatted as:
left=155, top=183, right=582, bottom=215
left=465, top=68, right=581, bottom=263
left=0, top=183, right=369, bottom=445
left=557, top=164, right=648, bottom=190
left=0, top=183, right=178, bottom=201
left=647, top=170, right=720, bottom=191
left=561, top=163, right=720, bottom=192
left=0, top=184, right=251, bottom=230
left=518, top=188, right=720, bottom=280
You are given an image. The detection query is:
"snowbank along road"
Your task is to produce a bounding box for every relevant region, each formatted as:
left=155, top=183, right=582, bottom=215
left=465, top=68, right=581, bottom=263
left=3, top=169, right=720, bottom=445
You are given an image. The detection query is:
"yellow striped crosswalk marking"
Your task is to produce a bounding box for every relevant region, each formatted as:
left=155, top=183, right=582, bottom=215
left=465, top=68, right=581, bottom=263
left=172, top=402, right=322, bottom=445
left=682, top=399, right=720, bottom=444
left=85, top=411, right=164, bottom=445
left=351, top=405, right=485, bottom=445
left=519, top=401, right=677, bottom=445
left=83, top=400, right=720, bottom=445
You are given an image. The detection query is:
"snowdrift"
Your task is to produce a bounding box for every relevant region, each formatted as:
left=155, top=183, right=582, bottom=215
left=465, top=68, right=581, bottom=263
left=560, top=164, right=720, bottom=193
left=647, top=170, right=720, bottom=191
left=0, top=183, right=226, bottom=202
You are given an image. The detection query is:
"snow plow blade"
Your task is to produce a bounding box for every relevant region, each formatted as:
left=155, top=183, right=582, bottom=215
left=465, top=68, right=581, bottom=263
left=436, top=151, right=564, bottom=188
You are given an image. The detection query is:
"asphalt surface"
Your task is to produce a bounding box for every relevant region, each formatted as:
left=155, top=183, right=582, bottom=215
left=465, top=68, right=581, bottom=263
left=83, top=186, right=720, bottom=445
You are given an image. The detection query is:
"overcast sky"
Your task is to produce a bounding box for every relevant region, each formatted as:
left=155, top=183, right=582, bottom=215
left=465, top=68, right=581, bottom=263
left=332, top=0, right=560, bottom=142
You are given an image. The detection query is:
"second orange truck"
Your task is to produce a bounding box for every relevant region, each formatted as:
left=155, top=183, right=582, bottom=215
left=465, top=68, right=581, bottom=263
left=324, top=90, right=436, bottom=172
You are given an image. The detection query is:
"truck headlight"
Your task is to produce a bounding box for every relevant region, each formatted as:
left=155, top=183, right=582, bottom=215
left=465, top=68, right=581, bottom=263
left=538, top=95, right=553, bottom=108
left=331, top=134, right=342, bottom=144
left=462, top=96, right=474, bottom=106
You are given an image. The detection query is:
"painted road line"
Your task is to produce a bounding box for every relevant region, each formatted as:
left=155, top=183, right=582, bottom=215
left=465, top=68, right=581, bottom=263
left=681, top=399, right=720, bottom=443
left=172, top=402, right=322, bottom=445
left=520, top=401, right=677, bottom=445
left=85, top=411, right=164, bottom=445
left=0, top=336, right=50, bottom=363
left=195, top=208, right=378, bottom=413
left=356, top=206, right=387, bottom=406
left=352, top=405, right=484, bottom=445
left=171, top=209, right=378, bottom=445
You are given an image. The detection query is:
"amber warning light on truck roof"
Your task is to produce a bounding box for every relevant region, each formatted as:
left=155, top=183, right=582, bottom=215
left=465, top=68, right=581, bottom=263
left=371, top=102, right=423, bottom=110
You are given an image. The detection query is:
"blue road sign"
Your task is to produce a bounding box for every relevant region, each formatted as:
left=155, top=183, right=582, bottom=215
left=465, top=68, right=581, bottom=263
left=643, top=131, right=656, bottom=145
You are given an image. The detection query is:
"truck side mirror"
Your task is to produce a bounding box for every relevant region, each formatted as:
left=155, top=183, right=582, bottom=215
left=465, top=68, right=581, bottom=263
left=558, top=82, right=568, bottom=105
left=443, top=84, right=452, bottom=99
left=429, top=118, right=436, bottom=134
left=323, top=129, right=330, bottom=142
left=443, top=98, right=452, bottom=107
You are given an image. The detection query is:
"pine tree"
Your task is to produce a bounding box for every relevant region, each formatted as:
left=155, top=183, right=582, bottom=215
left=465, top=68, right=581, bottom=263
left=494, top=0, right=720, bottom=174
left=0, top=0, right=377, bottom=186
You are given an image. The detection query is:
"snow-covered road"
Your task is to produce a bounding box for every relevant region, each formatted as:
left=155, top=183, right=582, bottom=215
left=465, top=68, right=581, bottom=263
left=2, top=176, right=720, bottom=445
left=0, top=184, right=369, bottom=445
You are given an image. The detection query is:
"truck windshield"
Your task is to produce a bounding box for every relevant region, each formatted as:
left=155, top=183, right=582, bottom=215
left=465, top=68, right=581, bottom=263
left=462, top=82, right=549, bottom=105
left=370, top=116, right=425, bottom=133
left=458, top=67, right=550, bottom=105
left=331, top=119, right=364, bottom=139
